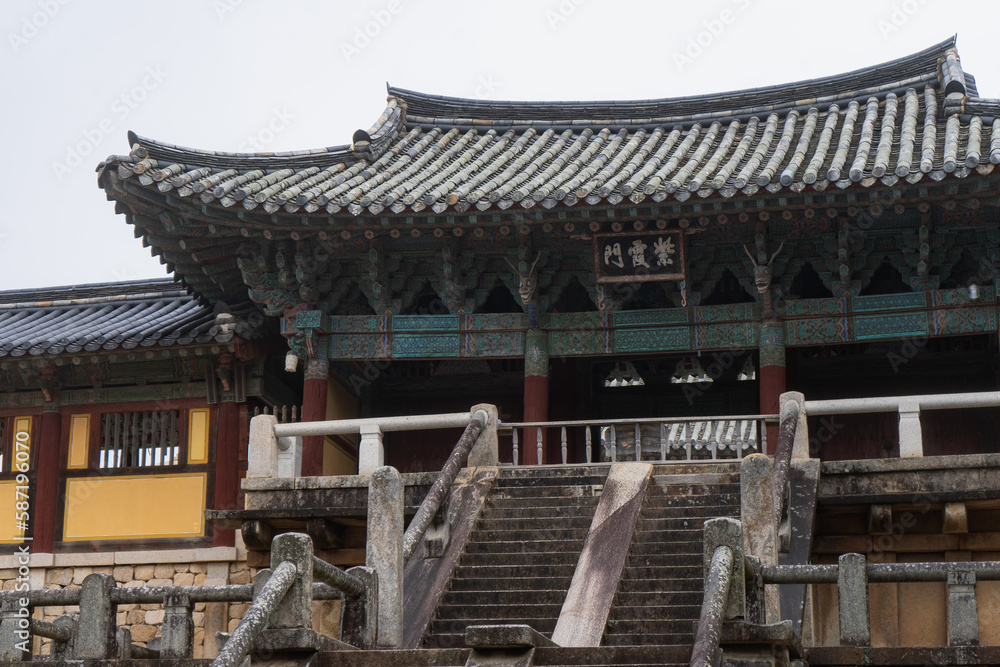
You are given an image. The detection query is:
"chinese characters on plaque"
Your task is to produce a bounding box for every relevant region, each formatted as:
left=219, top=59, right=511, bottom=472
left=592, top=229, right=685, bottom=283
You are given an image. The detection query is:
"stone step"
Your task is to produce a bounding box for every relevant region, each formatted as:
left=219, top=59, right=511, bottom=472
left=533, top=644, right=691, bottom=665
left=491, top=488, right=603, bottom=501
left=650, top=463, right=741, bottom=477
left=440, top=589, right=569, bottom=606
left=636, top=513, right=738, bottom=531
left=457, top=551, right=582, bottom=567
left=616, top=577, right=703, bottom=593
left=651, top=470, right=741, bottom=484
left=604, top=617, right=699, bottom=635
left=449, top=564, right=577, bottom=580
left=601, top=632, right=694, bottom=647
left=620, top=564, right=703, bottom=579
left=435, top=603, right=563, bottom=621
left=497, top=465, right=612, bottom=479
left=470, top=528, right=590, bottom=542
left=477, top=516, right=595, bottom=532
left=632, top=527, right=701, bottom=541
left=626, top=540, right=701, bottom=555
left=612, top=590, right=703, bottom=607
left=642, top=493, right=741, bottom=508
left=608, top=604, right=701, bottom=621
left=487, top=495, right=601, bottom=509
left=448, top=575, right=574, bottom=592
left=463, top=539, right=585, bottom=554
left=495, top=474, right=609, bottom=488
left=323, top=648, right=470, bottom=667
left=428, top=616, right=557, bottom=634
left=652, top=481, right=740, bottom=494
left=484, top=505, right=599, bottom=520
left=623, top=553, right=702, bottom=568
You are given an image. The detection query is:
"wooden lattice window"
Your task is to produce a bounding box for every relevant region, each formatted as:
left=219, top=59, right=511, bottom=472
left=99, top=410, right=180, bottom=468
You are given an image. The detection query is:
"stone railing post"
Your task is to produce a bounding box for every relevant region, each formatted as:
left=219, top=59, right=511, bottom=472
left=367, top=466, right=403, bottom=648
left=248, top=414, right=280, bottom=478
left=341, top=566, right=378, bottom=649
left=897, top=399, right=923, bottom=457
left=0, top=598, right=31, bottom=662
left=359, top=424, right=384, bottom=474
left=467, top=404, right=499, bottom=467
left=947, top=569, right=979, bottom=646
left=778, top=391, right=809, bottom=458
left=267, top=533, right=313, bottom=630
left=837, top=553, right=870, bottom=646
left=740, top=455, right=778, bottom=622
left=159, top=592, right=194, bottom=659
left=75, top=572, right=117, bottom=659
left=703, top=517, right=745, bottom=621
left=276, top=435, right=303, bottom=478
left=49, top=615, right=78, bottom=661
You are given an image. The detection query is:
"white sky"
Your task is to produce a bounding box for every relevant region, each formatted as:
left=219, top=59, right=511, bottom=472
left=1, top=0, right=998, bottom=292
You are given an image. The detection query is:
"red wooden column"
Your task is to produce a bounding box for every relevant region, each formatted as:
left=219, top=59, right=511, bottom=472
left=34, top=403, right=62, bottom=553
left=212, top=400, right=240, bottom=547
left=522, top=329, right=549, bottom=465
left=301, top=357, right=329, bottom=476
left=759, top=321, right=786, bottom=455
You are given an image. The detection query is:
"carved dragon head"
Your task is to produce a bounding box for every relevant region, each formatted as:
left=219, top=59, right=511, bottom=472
left=742, top=241, right=785, bottom=294
left=504, top=253, right=542, bottom=306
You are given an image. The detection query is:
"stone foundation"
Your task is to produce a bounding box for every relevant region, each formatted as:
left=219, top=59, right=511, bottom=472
left=0, top=547, right=254, bottom=658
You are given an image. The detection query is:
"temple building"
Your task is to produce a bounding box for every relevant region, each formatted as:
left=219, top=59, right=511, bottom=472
left=3, top=36, right=1000, bottom=666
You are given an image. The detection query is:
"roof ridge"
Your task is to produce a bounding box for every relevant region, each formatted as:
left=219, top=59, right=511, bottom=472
left=389, top=36, right=960, bottom=125
left=0, top=278, right=190, bottom=308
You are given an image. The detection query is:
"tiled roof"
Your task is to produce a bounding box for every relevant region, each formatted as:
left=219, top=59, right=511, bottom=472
left=0, top=279, right=264, bottom=357
left=100, top=37, right=999, bottom=219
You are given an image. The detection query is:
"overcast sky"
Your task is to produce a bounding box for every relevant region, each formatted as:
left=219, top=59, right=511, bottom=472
left=2, top=0, right=998, bottom=292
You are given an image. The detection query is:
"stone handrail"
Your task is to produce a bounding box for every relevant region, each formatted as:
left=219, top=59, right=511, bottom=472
left=250, top=406, right=497, bottom=476
left=0, top=533, right=375, bottom=663
left=403, top=410, right=489, bottom=562
left=802, top=390, right=1000, bottom=458
left=771, top=398, right=800, bottom=552
left=759, top=557, right=1000, bottom=647
left=500, top=415, right=775, bottom=465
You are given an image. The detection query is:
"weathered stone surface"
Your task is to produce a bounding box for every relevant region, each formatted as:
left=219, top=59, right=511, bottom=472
left=740, top=455, right=777, bottom=622
left=126, top=610, right=145, bottom=624
left=552, top=462, right=651, bottom=647
left=704, top=518, right=745, bottom=621
left=133, top=565, right=155, bottom=580
left=174, top=572, right=196, bottom=587
left=75, top=573, right=117, bottom=659
left=838, top=553, right=870, bottom=646
left=948, top=570, right=979, bottom=646
left=467, top=624, right=557, bottom=648
left=154, top=564, right=175, bottom=579
left=48, top=568, right=72, bottom=586
left=467, top=404, right=500, bottom=467
left=72, top=567, right=94, bottom=585
left=367, top=465, right=404, bottom=648
left=113, top=566, right=133, bottom=583
left=130, top=624, right=157, bottom=643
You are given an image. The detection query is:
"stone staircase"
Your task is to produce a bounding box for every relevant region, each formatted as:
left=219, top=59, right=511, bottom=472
left=603, top=462, right=742, bottom=646
left=421, top=466, right=608, bottom=648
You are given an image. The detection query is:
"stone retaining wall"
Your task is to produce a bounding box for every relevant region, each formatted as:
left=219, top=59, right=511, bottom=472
left=0, top=547, right=255, bottom=658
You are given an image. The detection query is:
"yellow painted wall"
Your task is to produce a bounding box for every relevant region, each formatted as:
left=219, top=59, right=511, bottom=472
left=0, top=481, right=26, bottom=543
left=67, top=414, right=90, bottom=469
left=63, top=473, right=206, bottom=540
left=187, top=408, right=210, bottom=464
